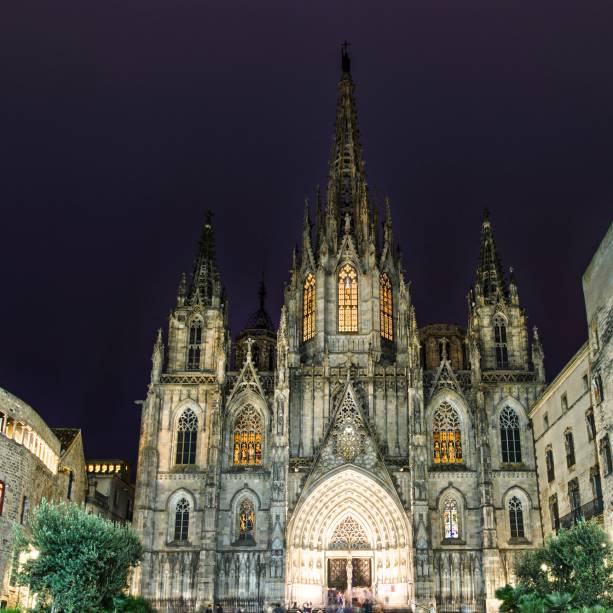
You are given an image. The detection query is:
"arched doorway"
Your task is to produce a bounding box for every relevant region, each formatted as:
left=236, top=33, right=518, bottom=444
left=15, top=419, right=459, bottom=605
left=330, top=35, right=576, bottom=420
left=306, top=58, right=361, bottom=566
left=286, top=468, right=412, bottom=608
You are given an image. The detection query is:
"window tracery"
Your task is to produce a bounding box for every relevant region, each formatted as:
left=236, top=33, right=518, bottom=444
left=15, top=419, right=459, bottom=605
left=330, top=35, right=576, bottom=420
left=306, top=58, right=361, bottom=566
left=329, top=516, right=370, bottom=550
left=175, top=408, right=198, bottom=465
left=338, top=264, right=358, bottom=333
left=443, top=498, right=459, bottom=539
left=333, top=393, right=365, bottom=462
left=232, top=404, right=263, bottom=466
left=380, top=273, right=393, bottom=341
left=237, top=498, right=256, bottom=543
left=432, top=401, right=463, bottom=464
left=508, top=495, right=525, bottom=539
left=303, top=273, right=316, bottom=342
left=493, top=314, right=509, bottom=368
left=174, top=497, right=190, bottom=541
left=187, top=319, right=203, bottom=370
left=500, top=406, right=522, bottom=463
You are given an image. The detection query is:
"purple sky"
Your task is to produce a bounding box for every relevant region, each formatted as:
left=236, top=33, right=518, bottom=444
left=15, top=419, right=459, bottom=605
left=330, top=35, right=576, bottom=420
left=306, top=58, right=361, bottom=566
left=1, top=1, right=611, bottom=468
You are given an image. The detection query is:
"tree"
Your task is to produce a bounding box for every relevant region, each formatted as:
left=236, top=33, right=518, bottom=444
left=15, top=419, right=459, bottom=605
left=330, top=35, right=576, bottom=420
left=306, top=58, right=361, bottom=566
left=513, top=520, right=613, bottom=608
left=15, top=499, right=143, bottom=612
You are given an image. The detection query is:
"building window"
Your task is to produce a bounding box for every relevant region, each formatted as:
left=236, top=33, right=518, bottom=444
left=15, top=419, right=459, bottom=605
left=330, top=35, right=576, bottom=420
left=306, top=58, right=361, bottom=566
left=561, top=393, right=568, bottom=413
left=303, top=273, right=316, bottom=342
left=175, top=408, right=198, bottom=465
left=546, top=447, right=555, bottom=482
left=568, top=478, right=581, bottom=518
left=21, top=496, right=30, bottom=524
left=0, top=411, right=5, bottom=434
left=174, top=497, right=190, bottom=542
left=379, top=273, right=393, bottom=341
left=509, top=496, right=525, bottom=539
left=543, top=412, right=549, bottom=431
left=237, top=498, right=256, bottom=544
left=443, top=498, right=459, bottom=539
left=338, top=264, right=358, bottom=333
left=600, top=435, right=613, bottom=475
left=586, top=409, right=596, bottom=441
left=592, top=373, right=604, bottom=404
left=582, top=374, right=589, bottom=393
left=0, top=481, right=5, bottom=516
left=432, top=401, right=463, bottom=465
left=565, top=430, right=575, bottom=467
left=232, top=404, right=263, bottom=466
left=493, top=314, right=509, bottom=369
left=500, top=406, right=522, bottom=463
left=549, top=494, right=560, bottom=532
left=591, top=466, right=603, bottom=503
left=186, top=319, right=203, bottom=370
left=67, top=471, right=74, bottom=500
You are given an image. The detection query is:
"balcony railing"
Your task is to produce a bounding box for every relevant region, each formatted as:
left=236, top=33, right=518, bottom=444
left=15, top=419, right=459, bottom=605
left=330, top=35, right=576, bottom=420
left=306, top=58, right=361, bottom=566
left=559, top=496, right=604, bottom=530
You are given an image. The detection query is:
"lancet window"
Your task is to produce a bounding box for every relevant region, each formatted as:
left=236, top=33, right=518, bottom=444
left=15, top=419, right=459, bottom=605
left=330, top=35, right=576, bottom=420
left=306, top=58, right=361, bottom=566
left=500, top=406, right=522, bottom=463
left=329, top=516, right=370, bottom=550
left=493, top=314, right=509, bottom=368
left=380, top=273, right=393, bottom=341
left=237, top=498, right=256, bottom=543
left=432, top=401, right=463, bottom=464
left=443, top=498, right=459, bottom=539
left=303, top=273, right=316, bottom=342
left=509, top=496, right=525, bottom=539
left=0, top=481, right=5, bottom=516
left=338, top=264, right=358, bottom=333
left=174, top=497, right=190, bottom=541
left=175, top=408, right=198, bottom=465
left=187, top=318, right=203, bottom=370
left=232, top=404, right=263, bottom=466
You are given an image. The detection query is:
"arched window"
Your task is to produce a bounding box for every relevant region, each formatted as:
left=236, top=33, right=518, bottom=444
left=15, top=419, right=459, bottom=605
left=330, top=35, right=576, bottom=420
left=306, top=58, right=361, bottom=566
left=508, top=496, right=525, bottom=539
left=500, top=406, right=522, bottom=463
left=174, top=497, right=190, bottom=541
left=303, top=273, right=316, bottom=342
left=443, top=498, right=459, bottom=539
left=565, top=430, right=576, bottom=467
left=67, top=471, right=74, bottom=500
left=432, top=401, right=463, bottom=464
left=380, top=273, right=393, bottom=341
left=237, top=498, right=256, bottom=543
left=187, top=319, right=203, bottom=370
left=493, top=314, right=509, bottom=368
left=338, top=264, right=358, bottom=333
left=0, top=480, right=5, bottom=516
left=175, top=408, right=198, bottom=465
left=232, top=404, right=263, bottom=466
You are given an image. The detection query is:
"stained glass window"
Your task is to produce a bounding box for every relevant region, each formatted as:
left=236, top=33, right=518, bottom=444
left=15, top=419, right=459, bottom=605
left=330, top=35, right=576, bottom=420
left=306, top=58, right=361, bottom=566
left=380, top=273, right=393, bottom=341
left=233, top=404, right=263, bottom=466
left=174, top=497, right=190, bottom=541
left=500, top=406, right=522, bottom=463
left=509, top=496, right=525, bottom=538
left=432, top=401, right=463, bottom=464
left=493, top=314, right=509, bottom=368
left=443, top=499, right=459, bottom=539
left=176, top=408, right=198, bottom=465
left=338, top=264, right=358, bottom=333
left=238, top=498, right=255, bottom=543
left=187, top=319, right=202, bottom=370
left=303, top=273, right=316, bottom=342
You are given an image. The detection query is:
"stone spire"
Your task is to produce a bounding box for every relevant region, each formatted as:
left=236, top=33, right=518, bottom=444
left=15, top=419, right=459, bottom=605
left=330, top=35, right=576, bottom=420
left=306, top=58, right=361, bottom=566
left=475, top=209, right=507, bottom=303
left=189, top=210, right=221, bottom=306
left=326, top=42, right=370, bottom=248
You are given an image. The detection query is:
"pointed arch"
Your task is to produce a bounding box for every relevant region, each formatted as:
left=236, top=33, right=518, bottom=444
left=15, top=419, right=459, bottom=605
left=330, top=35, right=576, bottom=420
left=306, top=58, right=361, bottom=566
left=436, top=486, right=466, bottom=542
left=499, top=405, right=522, bottom=463
left=232, top=404, right=263, bottom=466
left=432, top=401, right=463, bottom=465
left=338, top=263, right=358, bottom=333
left=237, top=497, right=256, bottom=544
left=175, top=407, right=198, bottom=465
left=493, top=313, right=509, bottom=368
left=502, top=487, right=532, bottom=542
left=303, top=273, right=316, bottom=342
left=167, top=489, right=196, bottom=544
left=186, top=316, right=203, bottom=370
left=329, top=515, right=370, bottom=550
left=379, top=272, right=393, bottom=341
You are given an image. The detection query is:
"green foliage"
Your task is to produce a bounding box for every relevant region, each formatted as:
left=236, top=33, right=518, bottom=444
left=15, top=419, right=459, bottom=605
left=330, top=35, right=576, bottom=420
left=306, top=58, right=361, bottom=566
left=112, top=595, right=157, bottom=612
left=545, top=592, right=574, bottom=611
left=3, top=608, right=23, bottom=613
left=497, top=584, right=528, bottom=612
left=514, top=520, right=613, bottom=608
left=15, top=499, right=143, bottom=613
left=518, top=593, right=547, bottom=613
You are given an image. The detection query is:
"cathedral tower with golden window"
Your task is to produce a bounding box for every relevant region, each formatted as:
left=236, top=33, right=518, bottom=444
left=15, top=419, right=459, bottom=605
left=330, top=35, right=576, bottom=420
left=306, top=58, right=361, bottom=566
left=132, top=48, right=546, bottom=613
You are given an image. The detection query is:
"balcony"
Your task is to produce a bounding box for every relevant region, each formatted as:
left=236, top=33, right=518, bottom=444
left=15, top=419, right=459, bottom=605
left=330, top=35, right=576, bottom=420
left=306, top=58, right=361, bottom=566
left=558, top=496, right=604, bottom=530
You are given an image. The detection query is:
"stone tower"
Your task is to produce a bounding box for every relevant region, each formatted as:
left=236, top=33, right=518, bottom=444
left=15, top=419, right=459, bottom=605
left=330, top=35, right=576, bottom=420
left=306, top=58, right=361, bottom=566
left=132, top=48, right=545, bottom=613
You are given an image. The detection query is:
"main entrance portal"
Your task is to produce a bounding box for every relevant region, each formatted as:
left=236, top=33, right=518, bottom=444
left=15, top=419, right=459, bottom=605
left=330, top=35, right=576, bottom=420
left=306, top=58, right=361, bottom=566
left=286, top=468, right=412, bottom=608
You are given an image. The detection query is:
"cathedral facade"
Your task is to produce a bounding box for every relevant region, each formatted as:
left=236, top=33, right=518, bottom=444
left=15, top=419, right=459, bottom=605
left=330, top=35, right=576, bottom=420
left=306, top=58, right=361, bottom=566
left=131, top=49, right=546, bottom=613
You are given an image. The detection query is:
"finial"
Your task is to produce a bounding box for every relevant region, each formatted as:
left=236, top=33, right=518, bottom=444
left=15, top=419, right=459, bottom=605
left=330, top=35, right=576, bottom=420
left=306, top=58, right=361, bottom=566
left=204, top=209, right=213, bottom=229
left=246, top=337, right=254, bottom=362
left=482, top=208, right=490, bottom=225
left=258, top=275, right=266, bottom=310
left=341, top=40, right=351, bottom=74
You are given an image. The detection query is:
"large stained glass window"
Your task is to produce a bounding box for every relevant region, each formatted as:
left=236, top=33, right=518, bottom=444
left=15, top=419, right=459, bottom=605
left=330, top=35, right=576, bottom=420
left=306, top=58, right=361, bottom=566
left=380, top=273, right=393, bottom=341
left=233, top=404, right=263, bottom=466
left=303, top=273, right=316, bottom=341
left=433, top=401, right=463, bottom=464
left=500, top=406, right=522, bottom=463
left=338, top=264, right=358, bottom=333
left=175, top=408, right=198, bottom=465
left=443, top=498, right=459, bottom=539
left=238, top=498, right=256, bottom=543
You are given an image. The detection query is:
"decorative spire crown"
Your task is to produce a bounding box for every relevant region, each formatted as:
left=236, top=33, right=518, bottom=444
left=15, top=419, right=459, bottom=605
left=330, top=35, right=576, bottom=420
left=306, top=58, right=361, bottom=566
left=189, top=210, right=220, bottom=305
left=476, top=209, right=507, bottom=302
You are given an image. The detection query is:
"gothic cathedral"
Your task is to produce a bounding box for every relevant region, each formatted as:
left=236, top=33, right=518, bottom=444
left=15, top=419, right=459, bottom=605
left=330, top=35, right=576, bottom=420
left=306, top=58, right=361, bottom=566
left=132, top=49, right=547, bottom=613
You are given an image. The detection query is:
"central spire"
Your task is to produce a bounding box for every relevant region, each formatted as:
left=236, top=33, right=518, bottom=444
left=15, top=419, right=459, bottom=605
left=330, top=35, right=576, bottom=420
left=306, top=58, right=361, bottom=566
left=326, top=42, right=370, bottom=248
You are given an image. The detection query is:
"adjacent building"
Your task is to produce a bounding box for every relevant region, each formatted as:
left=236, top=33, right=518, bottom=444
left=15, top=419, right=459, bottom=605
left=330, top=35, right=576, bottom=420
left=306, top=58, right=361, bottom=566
left=0, top=389, right=86, bottom=609
left=86, top=459, right=135, bottom=523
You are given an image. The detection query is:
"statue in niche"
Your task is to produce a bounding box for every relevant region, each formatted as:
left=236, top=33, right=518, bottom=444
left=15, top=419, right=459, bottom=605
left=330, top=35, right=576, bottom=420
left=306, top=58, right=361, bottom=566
left=276, top=399, right=284, bottom=435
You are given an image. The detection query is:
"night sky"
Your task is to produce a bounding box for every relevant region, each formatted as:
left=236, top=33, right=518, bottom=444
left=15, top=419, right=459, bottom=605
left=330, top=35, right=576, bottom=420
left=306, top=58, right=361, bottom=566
left=1, top=2, right=611, bottom=471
